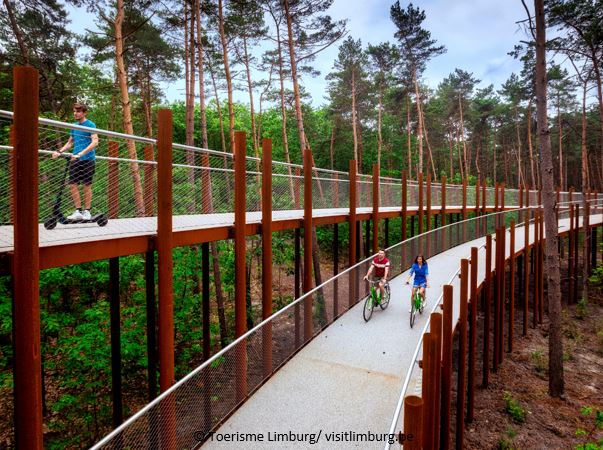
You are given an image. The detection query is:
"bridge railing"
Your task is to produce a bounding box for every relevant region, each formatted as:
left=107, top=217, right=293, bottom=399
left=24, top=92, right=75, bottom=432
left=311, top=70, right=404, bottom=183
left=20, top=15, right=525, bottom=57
left=384, top=199, right=603, bottom=449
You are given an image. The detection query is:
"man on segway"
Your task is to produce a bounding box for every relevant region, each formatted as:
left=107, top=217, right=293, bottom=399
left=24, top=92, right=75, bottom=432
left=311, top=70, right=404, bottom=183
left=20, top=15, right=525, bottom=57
left=52, top=103, right=98, bottom=221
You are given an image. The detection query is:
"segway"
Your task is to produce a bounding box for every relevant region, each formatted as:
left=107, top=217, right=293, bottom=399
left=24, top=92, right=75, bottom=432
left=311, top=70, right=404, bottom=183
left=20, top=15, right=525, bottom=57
left=43, top=155, right=109, bottom=230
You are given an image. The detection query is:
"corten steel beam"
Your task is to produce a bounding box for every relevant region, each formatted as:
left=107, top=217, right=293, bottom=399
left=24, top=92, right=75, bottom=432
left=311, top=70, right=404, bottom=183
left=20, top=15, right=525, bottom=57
left=262, top=139, right=273, bottom=378
left=234, top=131, right=248, bottom=399
left=418, top=172, right=424, bottom=234
left=426, top=173, right=432, bottom=232
left=421, top=332, right=435, bottom=450
left=12, top=66, right=42, bottom=450
left=402, top=170, right=408, bottom=242
left=303, top=149, right=313, bottom=342
left=467, top=247, right=478, bottom=423
left=144, top=145, right=155, bottom=216
left=333, top=223, right=339, bottom=318
left=108, top=141, right=120, bottom=219
left=109, top=257, right=123, bottom=427
left=431, top=312, right=443, bottom=449
left=456, top=259, right=469, bottom=450
left=403, top=396, right=423, bottom=450
left=145, top=250, right=157, bottom=400
left=483, top=235, right=492, bottom=388
left=440, top=285, right=453, bottom=450
left=509, top=221, right=515, bottom=352
left=201, top=244, right=210, bottom=362
left=157, top=109, right=174, bottom=392
left=372, top=164, right=379, bottom=254
left=349, top=160, right=357, bottom=308
left=524, top=212, right=530, bottom=336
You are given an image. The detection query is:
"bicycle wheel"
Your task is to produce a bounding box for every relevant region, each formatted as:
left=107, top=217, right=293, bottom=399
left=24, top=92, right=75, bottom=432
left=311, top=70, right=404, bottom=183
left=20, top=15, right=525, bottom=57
left=419, top=293, right=425, bottom=314
left=380, top=284, right=391, bottom=310
left=409, top=297, right=416, bottom=328
left=363, top=295, right=374, bottom=322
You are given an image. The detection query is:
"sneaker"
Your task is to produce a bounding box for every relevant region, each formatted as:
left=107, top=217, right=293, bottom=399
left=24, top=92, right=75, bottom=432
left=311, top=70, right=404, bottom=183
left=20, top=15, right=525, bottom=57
left=82, top=209, right=92, bottom=220
left=67, top=209, right=83, bottom=220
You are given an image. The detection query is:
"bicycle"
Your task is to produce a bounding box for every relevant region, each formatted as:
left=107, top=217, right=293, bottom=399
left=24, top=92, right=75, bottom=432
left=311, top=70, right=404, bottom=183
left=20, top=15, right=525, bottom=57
left=408, top=285, right=425, bottom=328
left=363, top=278, right=391, bottom=322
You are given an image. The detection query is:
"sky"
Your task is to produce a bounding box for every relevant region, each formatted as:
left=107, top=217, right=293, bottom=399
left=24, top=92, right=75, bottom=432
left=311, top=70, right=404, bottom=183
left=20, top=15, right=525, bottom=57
left=65, top=0, right=536, bottom=107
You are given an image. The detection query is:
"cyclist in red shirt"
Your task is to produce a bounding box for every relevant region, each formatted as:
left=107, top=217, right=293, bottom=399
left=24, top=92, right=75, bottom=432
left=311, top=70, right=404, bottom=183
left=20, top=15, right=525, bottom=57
left=364, top=249, right=390, bottom=300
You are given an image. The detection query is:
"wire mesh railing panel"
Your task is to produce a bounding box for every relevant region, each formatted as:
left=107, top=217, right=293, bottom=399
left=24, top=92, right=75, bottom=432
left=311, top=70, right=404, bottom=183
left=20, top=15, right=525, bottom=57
left=505, top=188, right=519, bottom=207
left=446, top=185, right=463, bottom=207
left=486, top=187, right=496, bottom=206
left=407, top=181, right=419, bottom=208
left=380, top=181, right=402, bottom=208
left=430, top=183, right=442, bottom=208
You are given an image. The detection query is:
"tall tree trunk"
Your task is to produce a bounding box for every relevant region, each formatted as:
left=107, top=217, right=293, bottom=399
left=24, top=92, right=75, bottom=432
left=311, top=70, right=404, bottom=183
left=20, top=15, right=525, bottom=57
left=456, top=126, right=464, bottom=180
left=590, top=52, right=603, bottom=185
left=493, top=127, right=497, bottom=183
left=557, top=99, right=563, bottom=190
left=115, top=0, right=145, bottom=215
left=406, top=94, right=412, bottom=177
left=422, top=105, right=437, bottom=179
left=195, top=0, right=208, bottom=149
left=377, top=86, right=383, bottom=168
left=218, top=0, right=235, bottom=151
left=329, top=126, right=335, bottom=170
left=514, top=105, right=526, bottom=188
left=459, top=94, right=469, bottom=177
left=351, top=70, right=359, bottom=165
left=448, top=132, right=453, bottom=179
left=3, top=0, right=29, bottom=64
left=534, top=0, right=563, bottom=397
left=242, top=35, right=259, bottom=158
left=527, top=99, right=537, bottom=189
left=581, top=77, right=590, bottom=302
left=412, top=67, right=424, bottom=176
left=185, top=1, right=196, bottom=213
left=208, top=59, right=227, bottom=153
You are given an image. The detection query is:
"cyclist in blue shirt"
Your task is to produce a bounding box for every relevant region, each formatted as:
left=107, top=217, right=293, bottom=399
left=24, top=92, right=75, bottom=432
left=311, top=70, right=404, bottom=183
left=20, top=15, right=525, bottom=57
left=405, top=255, right=430, bottom=312
left=52, top=103, right=98, bottom=220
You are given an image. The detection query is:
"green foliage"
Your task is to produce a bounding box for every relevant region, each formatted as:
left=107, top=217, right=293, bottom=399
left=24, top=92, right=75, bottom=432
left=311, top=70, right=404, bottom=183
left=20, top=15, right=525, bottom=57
left=529, top=348, right=547, bottom=378
left=577, top=298, right=588, bottom=320
left=503, top=391, right=526, bottom=424
left=575, top=406, right=603, bottom=450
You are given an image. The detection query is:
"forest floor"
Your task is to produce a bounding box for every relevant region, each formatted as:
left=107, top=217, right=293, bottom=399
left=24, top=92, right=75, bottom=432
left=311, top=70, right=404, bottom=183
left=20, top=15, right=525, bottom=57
left=464, top=278, right=603, bottom=449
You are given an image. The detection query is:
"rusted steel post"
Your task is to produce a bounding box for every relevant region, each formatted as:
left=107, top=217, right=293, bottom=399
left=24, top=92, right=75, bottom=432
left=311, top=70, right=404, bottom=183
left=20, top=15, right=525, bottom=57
left=144, top=145, right=155, bottom=216
left=467, top=247, right=478, bottom=423
left=569, top=187, right=573, bottom=204
left=456, top=259, right=469, bottom=450
left=475, top=179, right=480, bottom=216
left=418, top=172, right=424, bottom=234
left=234, top=130, right=248, bottom=400
left=441, top=176, right=447, bottom=226
left=573, top=206, right=579, bottom=304
left=501, top=183, right=506, bottom=212
left=304, top=149, right=313, bottom=341
left=333, top=223, right=339, bottom=317
left=421, top=332, right=436, bottom=450
left=533, top=211, right=540, bottom=327
left=108, top=141, right=120, bottom=219
left=372, top=164, right=379, bottom=253
left=157, top=109, right=176, bottom=449
left=404, top=396, right=423, bottom=450
left=402, top=170, right=408, bottom=242
left=13, top=65, right=43, bottom=450
left=483, top=235, right=492, bottom=387
left=262, top=139, right=273, bottom=377
left=462, top=178, right=468, bottom=220
left=440, top=285, right=453, bottom=450
left=481, top=180, right=486, bottom=224
left=431, top=312, right=443, bottom=448
left=493, top=228, right=500, bottom=372
left=539, top=212, right=545, bottom=322
left=426, top=172, right=432, bottom=232
left=201, top=244, right=209, bottom=362
left=349, top=161, right=357, bottom=308
left=524, top=210, right=530, bottom=335
left=538, top=188, right=542, bottom=206
left=509, top=221, right=515, bottom=352
left=494, top=184, right=499, bottom=226
left=499, top=226, right=506, bottom=365
left=294, top=166, right=301, bottom=348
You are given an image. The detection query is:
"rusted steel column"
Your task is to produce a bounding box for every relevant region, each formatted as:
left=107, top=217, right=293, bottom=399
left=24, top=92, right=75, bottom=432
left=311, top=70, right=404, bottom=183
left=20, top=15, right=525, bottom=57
left=349, top=161, right=357, bottom=308
left=569, top=187, right=573, bottom=204
left=499, top=226, right=506, bottom=365
left=372, top=164, right=379, bottom=253
left=402, top=170, right=408, bottom=241
left=421, top=332, right=436, bottom=450
left=538, top=209, right=545, bottom=324
left=404, top=396, right=423, bottom=450
left=234, top=130, right=248, bottom=400
left=108, top=141, right=120, bottom=219
left=573, top=206, right=579, bottom=304
left=418, top=172, right=424, bottom=234
left=524, top=211, right=530, bottom=335
left=456, top=259, right=469, bottom=450
left=509, top=221, right=516, bottom=352
left=483, top=235, right=492, bottom=388
left=294, top=168, right=301, bottom=348
left=13, top=65, right=42, bottom=450
left=440, top=285, right=453, bottom=450
left=431, top=312, right=443, bottom=449
left=493, top=228, right=501, bottom=372
left=304, top=149, right=313, bottom=341
left=109, top=257, right=123, bottom=427
left=441, top=176, right=447, bottom=226
left=333, top=223, right=339, bottom=317
left=538, top=188, right=542, bottom=206
left=494, top=184, right=499, bottom=225
left=426, top=173, right=432, bottom=232
left=467, top=247, right=478, bottom=423
left=501, top=183, right=506, bottom=212
left=144, top=145, right=155, bottom=216
left=156, top=109, right=175, bottom=449
left=262, top=139, right=273, bottom=377
left=475, top=179, right=480, bottom=216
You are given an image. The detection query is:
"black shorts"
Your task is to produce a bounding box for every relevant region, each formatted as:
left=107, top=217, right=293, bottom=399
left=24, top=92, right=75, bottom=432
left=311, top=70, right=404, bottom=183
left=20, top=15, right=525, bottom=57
left=69, top=159, right=96, bottom=186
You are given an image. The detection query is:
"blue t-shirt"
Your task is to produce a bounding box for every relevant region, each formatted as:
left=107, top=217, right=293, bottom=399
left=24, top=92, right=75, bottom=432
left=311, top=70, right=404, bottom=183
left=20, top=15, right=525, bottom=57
left=70, top=119, right=97, bottom=161
left=410, top=263, right=429, bottom=285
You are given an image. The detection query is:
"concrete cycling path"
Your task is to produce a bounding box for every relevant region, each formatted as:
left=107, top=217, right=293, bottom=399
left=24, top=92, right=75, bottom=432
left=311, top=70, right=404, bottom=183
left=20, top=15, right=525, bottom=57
left=203, top=213, right=602, bottom=450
